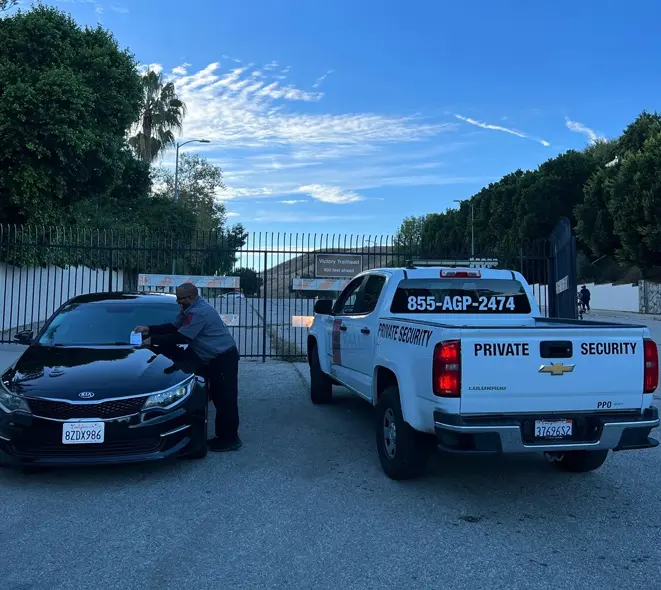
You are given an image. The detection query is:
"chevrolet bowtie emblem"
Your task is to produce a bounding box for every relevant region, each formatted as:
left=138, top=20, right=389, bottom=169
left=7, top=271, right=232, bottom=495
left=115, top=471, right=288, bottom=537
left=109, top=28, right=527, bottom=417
left=539, top=363, right=575, bottom=376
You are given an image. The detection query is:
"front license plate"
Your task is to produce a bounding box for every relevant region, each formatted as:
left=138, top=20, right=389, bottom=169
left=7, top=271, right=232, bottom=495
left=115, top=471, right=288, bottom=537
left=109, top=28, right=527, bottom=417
left=534, top=419, right=572, bottom=439
left=62, top=421, right=105, bottom=444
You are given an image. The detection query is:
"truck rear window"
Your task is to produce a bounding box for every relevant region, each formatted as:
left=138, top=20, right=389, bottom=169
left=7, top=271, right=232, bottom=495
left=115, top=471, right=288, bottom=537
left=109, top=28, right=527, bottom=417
left=390, top=278, right=532, bottom=314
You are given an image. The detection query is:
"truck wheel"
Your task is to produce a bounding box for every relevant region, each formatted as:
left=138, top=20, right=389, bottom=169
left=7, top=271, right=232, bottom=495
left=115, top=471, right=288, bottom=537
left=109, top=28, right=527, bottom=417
left=310, top=345, right=333, bottom=404
left=555, top=450, right=609, bottom=473
left=376, top=385, right=428, bottom=480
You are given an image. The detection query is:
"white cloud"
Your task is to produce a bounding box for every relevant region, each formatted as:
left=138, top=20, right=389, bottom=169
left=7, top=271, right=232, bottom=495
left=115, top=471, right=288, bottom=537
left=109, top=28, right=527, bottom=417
left=109, top=4, right=128, bottom=13
left=163, top=61, right=447, bottom=149
left=251, top=213, right=368, bottom=223
left=455, top=114, right=550, bottom=147
left=312, top=69, right=334, bottom=89
left=299, top=184, right=364, bottom=204
left=171, top=63, right=191, bottom=76
left=225, top=211, right=240, bottom=217
left=565, top=118, right=605, bottom=145
left=280, top=200, right=307, bottom=205
left=138, top=63, right=164, bottom=75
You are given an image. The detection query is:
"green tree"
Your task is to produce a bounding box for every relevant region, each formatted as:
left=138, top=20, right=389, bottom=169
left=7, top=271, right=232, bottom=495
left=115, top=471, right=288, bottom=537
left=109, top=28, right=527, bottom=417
left=0, top=5, right=143, bottom=225
left=608, top=130, right=661, bottom=270
left=151, top=153, right=247, bottom=275
left=234, top=267, right=263, bottom=296
left=129, top=70, right=186, bottom=163
left=152, top=153, right=229, bottom=232
left=0, top=1, right=17, bottom=12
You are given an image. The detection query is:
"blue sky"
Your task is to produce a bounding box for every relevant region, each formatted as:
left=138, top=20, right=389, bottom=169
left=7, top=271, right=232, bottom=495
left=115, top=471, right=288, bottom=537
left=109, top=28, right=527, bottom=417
left=26, top=1, right=661, bottom=236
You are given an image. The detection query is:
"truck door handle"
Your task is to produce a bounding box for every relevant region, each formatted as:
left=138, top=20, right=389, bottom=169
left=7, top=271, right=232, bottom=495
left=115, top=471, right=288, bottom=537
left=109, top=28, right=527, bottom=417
left=339, top=325, right=347, bottom=331
left=361, top=328, right=370, bottom=335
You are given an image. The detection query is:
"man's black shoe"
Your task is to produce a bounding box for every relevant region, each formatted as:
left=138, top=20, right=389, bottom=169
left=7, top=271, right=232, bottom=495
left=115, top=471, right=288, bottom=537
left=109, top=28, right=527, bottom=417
left=208, top=436, right=242, bottom=452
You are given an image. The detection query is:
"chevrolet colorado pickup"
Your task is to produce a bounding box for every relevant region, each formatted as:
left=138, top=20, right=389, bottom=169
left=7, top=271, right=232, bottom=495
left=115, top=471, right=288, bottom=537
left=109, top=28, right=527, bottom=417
left=307, top=264, right=659, bottom=480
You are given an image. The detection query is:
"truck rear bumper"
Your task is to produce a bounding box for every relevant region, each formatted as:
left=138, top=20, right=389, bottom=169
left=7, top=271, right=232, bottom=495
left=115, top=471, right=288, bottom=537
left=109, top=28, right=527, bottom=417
left=433, top=407, right=659, bottom=454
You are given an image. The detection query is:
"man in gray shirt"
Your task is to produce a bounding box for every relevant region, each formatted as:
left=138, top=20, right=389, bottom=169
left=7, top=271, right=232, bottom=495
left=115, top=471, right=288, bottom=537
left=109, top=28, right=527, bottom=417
left=134, top=283, right=241, bottom=452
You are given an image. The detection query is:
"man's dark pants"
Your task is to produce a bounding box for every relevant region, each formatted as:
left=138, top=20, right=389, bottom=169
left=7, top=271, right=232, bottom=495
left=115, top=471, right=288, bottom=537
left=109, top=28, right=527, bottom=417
left=201, top=347, right=240, bottom=441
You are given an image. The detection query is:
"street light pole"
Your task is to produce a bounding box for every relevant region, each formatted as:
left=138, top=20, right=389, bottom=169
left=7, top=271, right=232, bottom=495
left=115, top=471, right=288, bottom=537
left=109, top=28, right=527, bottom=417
left=171, top=138, right=210, bottom=274
left=454, top=199, right=475, bottom=258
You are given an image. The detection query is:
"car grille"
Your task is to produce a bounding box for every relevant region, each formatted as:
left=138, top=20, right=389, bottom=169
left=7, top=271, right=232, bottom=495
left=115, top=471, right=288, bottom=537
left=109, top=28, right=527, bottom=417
left=27, top=397, right=146, bottom=420
left=11, top=438, right=161, bottom=458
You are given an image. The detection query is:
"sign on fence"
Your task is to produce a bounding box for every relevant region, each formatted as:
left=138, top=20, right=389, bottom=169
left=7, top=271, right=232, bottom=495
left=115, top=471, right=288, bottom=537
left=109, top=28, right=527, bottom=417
left=314, top=254, right=363, bottom=278
left=138, top=274, right=240, bottom=289
left=220, top=314, right=240, bottom=326
left=292, top=278, right=350, bottom=291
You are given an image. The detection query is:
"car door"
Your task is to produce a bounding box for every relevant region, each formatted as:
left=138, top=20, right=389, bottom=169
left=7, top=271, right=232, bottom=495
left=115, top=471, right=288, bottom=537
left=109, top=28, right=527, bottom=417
left=326, top=275, right=369, bottom=389
left=339, top=274, right=387, bottom=398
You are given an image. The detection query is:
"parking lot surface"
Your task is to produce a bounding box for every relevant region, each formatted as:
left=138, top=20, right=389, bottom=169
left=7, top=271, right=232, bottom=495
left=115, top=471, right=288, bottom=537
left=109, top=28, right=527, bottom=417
left=1, top=311, right=661, bottom=590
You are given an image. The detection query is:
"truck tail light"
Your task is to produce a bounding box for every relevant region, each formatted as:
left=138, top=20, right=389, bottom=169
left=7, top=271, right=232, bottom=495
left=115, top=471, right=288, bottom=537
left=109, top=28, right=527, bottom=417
left=440, top=270, right=481, bottom=278
left=433, top=340, right=461, bottom=397
left=643, top=338, right=658, bottom=393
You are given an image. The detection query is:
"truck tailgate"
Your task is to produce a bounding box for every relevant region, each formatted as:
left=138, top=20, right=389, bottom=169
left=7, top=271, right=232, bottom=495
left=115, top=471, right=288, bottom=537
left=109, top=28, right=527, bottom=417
left=459, top=326, right=645, bottom=414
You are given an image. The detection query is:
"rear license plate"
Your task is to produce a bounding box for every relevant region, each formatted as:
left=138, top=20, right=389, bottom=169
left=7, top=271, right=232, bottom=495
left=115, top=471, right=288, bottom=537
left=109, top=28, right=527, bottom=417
left=534, top=419, right=572, bottom=439
left=62, top=421, right=105, bottom=444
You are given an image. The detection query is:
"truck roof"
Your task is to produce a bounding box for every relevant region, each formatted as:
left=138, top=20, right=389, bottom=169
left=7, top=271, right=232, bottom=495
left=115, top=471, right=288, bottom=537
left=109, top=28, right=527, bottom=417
left=365, top=266, right=519, bottom=280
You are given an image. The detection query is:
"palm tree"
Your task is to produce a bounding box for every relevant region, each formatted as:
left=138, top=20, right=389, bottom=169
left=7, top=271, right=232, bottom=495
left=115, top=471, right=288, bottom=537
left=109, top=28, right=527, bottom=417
left=129, top=69, right=186, bottom=163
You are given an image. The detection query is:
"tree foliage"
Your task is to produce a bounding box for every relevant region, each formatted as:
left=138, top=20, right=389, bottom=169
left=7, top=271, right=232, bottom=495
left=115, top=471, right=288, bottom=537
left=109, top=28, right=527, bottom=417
left=0, top=5, right=144, bottom=225
left=233, top=267, right=263, bottom=296
left=129, top=70, right=186, bottom=163
left=151, top=153, right=231, bottom=233
left=396, top=111, right=661, bottom=278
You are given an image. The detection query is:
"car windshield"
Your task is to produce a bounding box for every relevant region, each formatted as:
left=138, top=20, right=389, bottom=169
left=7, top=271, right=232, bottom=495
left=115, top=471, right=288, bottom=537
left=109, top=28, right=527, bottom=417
left=37, top=300, right=180, bottom=346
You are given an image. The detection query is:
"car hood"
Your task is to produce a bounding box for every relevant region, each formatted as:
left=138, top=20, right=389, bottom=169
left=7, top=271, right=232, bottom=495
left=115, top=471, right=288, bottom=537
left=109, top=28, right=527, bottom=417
left=4, top=346, right=195, bottom=401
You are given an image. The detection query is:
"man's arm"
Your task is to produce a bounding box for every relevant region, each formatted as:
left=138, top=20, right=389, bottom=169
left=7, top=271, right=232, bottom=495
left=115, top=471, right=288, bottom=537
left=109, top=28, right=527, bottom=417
left=148, top=323, right=179, bottom=336
left=149, top=331, right=190, bottom=346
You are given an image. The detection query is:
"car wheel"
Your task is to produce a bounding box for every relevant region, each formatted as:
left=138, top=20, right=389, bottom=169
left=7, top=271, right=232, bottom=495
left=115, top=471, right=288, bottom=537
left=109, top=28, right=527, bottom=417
left=375, top=384, right=429, bottom=480
left=310, top=345, right=333, bottom=404
left=555, top=450, right=609, bottom=473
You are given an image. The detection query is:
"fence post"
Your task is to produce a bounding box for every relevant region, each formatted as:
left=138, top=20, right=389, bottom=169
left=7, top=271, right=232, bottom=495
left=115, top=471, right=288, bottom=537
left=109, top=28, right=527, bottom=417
left=262, top=250, right=267, bottom=363
left=107, top=246, right=114, bottom=292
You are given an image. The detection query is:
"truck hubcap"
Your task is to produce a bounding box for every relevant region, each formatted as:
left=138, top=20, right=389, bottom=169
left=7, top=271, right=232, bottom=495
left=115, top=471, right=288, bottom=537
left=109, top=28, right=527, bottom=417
left=383, top=408, right=397, bottom=458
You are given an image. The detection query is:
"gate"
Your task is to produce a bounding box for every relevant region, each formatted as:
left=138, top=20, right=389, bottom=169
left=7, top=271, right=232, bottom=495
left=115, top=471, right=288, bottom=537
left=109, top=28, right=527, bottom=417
left=0, top=221, right=577, bottom=356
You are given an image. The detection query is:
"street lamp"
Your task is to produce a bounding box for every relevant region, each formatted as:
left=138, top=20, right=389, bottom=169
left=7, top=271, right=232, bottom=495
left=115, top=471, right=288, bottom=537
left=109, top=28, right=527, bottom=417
left=174, top=139, right=210, bottom=202
left=454, top=199, right=474, bottom=258
left=172, top=139, right=210, bottom=274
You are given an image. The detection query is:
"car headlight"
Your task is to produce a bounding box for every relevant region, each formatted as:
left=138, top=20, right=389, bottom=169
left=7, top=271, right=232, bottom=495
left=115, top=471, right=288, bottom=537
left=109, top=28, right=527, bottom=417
left=0, top=376, right=31, bottom=414
left=143, top=378, right=194, bottom=411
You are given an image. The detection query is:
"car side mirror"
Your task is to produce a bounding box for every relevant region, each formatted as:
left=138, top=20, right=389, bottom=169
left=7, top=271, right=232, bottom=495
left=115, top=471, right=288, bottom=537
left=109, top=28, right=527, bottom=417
left=314, top=299, right=333, bottom=315
left=13, top=330, right=33, bottom=345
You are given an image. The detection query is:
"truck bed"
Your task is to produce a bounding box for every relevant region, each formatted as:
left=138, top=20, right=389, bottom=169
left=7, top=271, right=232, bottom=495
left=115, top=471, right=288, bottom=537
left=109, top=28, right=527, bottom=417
left=380, top=315, right=647, bottom=330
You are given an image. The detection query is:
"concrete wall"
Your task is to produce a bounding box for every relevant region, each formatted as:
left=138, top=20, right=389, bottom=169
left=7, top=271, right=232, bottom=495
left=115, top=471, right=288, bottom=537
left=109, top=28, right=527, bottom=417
left=1, top=263, right=124, bottom=335
left=529, top=280, right=641, bottom=313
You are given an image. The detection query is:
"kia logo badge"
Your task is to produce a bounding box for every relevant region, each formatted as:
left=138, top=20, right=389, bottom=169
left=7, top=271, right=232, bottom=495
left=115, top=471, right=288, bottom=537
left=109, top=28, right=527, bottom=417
left=78, top=391, right=95, bottom=399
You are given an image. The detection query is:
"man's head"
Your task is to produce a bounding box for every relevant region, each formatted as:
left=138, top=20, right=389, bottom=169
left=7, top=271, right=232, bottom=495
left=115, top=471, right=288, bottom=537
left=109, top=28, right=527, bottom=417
left=176, top=282, right=199, bottom=309
left=581, top=285, right=587, bottom=290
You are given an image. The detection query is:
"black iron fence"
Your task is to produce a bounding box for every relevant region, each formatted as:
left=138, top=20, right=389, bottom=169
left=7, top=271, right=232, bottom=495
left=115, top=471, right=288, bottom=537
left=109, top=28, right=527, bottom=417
left=0, top=225, right=569, bottom=357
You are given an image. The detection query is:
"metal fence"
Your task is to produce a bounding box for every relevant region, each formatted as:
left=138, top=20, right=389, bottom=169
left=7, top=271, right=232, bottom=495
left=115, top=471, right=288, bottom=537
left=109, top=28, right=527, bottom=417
left=0, top=225, right=564, bottom=358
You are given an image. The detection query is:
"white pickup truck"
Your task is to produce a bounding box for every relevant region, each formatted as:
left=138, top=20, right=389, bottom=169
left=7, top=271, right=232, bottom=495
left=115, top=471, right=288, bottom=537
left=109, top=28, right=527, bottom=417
left=307, top=264, right=660, bottom=480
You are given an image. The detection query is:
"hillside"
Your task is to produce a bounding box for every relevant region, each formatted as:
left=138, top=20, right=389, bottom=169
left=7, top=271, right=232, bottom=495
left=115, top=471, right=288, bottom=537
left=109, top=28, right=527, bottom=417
left=258, top=245, right=402, bottom=297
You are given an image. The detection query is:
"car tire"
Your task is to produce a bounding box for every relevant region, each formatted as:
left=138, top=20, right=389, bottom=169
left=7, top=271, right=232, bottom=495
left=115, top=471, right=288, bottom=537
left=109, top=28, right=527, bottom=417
left=555, top=450, right=609, bottom=473
left=376, top=384, right=429, bottom=480
left=310, top=345, right=333, bottom=404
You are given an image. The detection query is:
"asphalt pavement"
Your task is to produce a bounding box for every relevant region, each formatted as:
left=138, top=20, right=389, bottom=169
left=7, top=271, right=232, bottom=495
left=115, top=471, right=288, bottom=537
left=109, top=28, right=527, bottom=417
left=1, top=311, right=661, bottom=589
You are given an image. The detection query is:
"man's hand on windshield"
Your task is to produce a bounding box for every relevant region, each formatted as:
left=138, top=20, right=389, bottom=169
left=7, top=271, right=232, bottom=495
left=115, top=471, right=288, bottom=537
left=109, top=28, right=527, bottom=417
left=134, top=325, right=149, bottom=334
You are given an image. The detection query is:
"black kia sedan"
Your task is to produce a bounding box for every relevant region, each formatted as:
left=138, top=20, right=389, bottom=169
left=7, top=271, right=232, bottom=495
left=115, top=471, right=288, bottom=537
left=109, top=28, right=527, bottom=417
left=0, top=292, right=209, bottom=466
